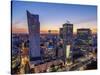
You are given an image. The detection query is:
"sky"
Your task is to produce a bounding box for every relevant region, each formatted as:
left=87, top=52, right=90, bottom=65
left=12, top=1, right=97, bottom=34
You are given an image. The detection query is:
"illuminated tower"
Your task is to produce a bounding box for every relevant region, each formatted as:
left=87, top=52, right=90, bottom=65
left=63, top=21, right=73, bottom=65
left=27, top=11, right=41, bottom=65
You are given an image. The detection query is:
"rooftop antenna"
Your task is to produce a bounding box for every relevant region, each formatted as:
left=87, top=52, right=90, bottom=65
left=66, top=20, right=70, bottom=24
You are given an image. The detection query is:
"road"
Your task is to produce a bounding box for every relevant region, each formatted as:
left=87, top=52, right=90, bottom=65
left=67, top=52, right=97, bottom=71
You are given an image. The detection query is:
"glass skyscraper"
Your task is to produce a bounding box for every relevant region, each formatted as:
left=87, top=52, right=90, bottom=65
left=27, top=11, right=41, bottom=65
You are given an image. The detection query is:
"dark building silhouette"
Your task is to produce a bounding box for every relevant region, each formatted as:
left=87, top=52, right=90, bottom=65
left=73, top=28, right=92, bottom=58
left=63, top=22, right=73, bottom=45
left=76, top=28, right=92, bottom=46
left=77, top=29, right=91, bottom=39
left=59, top=28, right=63, bottom=39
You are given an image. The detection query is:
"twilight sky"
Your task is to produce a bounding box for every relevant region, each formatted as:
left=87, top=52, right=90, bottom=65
left=12, top=1, right=97, bottom=34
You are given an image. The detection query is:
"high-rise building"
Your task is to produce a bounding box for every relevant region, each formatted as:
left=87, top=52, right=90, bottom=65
left=77, top=28, right=91, bottom=39
left=62, top=22, right=73, bottom=64
left=75, top=28, right=92, bottom=52
left=27, top=11, right=41, bottom=65
left=77, top=28, right=92, bottom=46
left=63, top=23, right=73, bottom=44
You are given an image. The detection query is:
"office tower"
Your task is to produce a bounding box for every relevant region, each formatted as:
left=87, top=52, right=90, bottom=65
left=77, top=28, right=91, bottom=39
left=62, top=22, right=73, bottom=65
left=76, top=28, right=92, bottom=52
left=77, top=28, right=92, bottom=46
left=63, top=22, right=73, bottom=44
left=27, top=11, right=41, bottom=65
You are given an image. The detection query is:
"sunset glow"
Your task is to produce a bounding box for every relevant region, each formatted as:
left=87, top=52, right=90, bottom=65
left=12, top=1, right=97, bottom=34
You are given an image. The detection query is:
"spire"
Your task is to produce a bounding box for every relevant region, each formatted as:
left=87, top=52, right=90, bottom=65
left=66, top=20, right=70, bottom=24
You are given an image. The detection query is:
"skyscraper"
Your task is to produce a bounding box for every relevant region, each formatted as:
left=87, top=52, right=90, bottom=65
left=27, top=11, right=41, bottom=65
left=62, top=21, right=73, bottom=65
left=63, top=22, right=73, bottom=44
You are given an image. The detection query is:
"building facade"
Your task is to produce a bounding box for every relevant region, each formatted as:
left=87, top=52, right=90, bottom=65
left=61, top=22, right=73, bottom=64
left=74, top=28, right=92, bottom=54
left=63, top=23, right=73, bottom=45
left=27, top=11, right=41, bottom=65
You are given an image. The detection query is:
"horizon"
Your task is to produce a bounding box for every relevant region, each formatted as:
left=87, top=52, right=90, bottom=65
left=12, top=28, right=97, bottom=35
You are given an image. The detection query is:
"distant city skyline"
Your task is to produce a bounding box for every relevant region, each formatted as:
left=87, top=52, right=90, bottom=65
left=12, top=1, right=97, bottom=34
